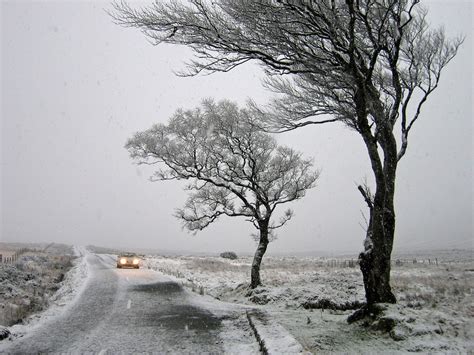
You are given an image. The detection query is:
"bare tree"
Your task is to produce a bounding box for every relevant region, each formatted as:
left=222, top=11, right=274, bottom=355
left=112, top=0, right=462, bottom=313
left=126, top=100, right=319, bottom=288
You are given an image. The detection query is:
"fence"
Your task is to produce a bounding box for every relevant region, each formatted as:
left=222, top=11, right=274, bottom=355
left=321, top=259, right=359, bottom=268
left=316, top=257, right=440, bottom=268
left=0, top=248, right=29, bottom=264
left=393, top=258, right=439, bottom=266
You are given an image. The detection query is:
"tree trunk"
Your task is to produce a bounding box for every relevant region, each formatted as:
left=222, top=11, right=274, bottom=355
left=352, top=87, right=398, bottom=307
left=359, top=205, right=397, bottom=305
left=349, top=85, right=398, bottom=320
left=350, top=170, right=397, bottom=323
left=250, top=220, right=269, bottom=289
left=359, top=166, right=397, bottom=305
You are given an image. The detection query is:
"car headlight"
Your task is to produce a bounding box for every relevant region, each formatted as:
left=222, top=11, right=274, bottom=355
left=133, top=259, right=139, bottom=265
left=120, top=258, right=127, bottom=264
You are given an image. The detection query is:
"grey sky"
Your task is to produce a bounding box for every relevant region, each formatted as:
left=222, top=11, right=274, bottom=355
left=1, top=1, right=472, bottom=255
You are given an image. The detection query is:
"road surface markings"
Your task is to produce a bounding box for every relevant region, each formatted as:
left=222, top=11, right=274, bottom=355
left=127, top=299, right=131, bottom=309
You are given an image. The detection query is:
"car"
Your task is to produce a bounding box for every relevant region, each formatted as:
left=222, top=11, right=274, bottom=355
left=116, top=253, right=140, bottom=269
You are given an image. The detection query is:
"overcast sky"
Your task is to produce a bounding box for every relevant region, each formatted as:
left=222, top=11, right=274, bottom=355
left=1, top=1, right=472, bottom=255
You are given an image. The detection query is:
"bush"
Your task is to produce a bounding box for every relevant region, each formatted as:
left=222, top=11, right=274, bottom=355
left=220, top=251, right=238, bottom=260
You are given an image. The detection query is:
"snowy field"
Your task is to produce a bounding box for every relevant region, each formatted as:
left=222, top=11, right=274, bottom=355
left=1, top=244, right=472, bottom=353
left=142, top=250, right=473, bottom=353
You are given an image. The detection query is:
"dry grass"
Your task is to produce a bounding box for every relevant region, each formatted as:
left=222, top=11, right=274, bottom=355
left=392, top=263, right=474, bottom=311
left=146, top=254, right=473, bottom=314
left=144, top=253, right=473, bottom=352
left=186, top=258, right=249, bottom=272
left=0, top=252, right=75, bottom=326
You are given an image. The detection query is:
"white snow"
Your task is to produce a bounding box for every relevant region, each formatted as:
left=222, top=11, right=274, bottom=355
left=48, top=246, right=90, bottom=306
left=142, top=251, right=473, bottom=353
left=0, top=246, right=90, bottom=346
left=247, top=310, right=304, bottom=354
left=1, top=247, right=472, bottom=353
left=219, top=315, right=261, bottom=354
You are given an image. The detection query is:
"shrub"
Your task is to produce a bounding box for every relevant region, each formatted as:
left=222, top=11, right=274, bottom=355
left=220, top=251, right=238, bottom=260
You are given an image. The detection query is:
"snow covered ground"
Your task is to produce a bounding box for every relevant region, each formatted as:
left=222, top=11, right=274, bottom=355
left=2, top=247, right=305, bottom=354
left=1, top=251, right=292, bottom=354
left=143, top=251, right=474, bottom=353
left=1, top=245, right=472, bottom=353
left=0, top=246, right=90, bottom=342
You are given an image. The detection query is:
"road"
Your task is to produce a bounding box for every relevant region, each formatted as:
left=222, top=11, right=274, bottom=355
left=2, top=252, right=259, bottom=354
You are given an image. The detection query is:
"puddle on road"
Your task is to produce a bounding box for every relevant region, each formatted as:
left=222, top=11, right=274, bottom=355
left=145, top=304, right=221, bottom=331
left=128, top=281, right=222, bottom=332
left=130, top=281, right=183, bottom=294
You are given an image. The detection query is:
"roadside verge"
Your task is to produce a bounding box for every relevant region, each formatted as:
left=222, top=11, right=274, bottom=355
left=0, top=246, right=90, bottom=344
left=246, top=310, right=306, bottom=354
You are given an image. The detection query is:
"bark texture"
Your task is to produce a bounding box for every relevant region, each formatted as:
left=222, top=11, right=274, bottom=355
left=250, top=221, right=269, bottom=289
left=359, top=203, right=397, bottom=305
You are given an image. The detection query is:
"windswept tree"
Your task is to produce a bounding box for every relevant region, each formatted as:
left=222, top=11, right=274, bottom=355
left=112, top=0, right=462, bottom=312
left=126, top=100, right=319, bottom=288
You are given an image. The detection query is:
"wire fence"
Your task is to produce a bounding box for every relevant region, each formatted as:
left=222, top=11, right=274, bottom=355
left=315, top=257, right=441, bottom=268
left=0, top=248, right=29, bottom=264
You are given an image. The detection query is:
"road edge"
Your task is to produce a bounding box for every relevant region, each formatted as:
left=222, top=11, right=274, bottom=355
left=246, top=310, right=306, bottom=354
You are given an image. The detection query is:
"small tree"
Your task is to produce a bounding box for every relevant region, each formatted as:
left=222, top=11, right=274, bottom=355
left=126, top=100, right=319, bottom=288
left=112, top=0, right=462, bottom=311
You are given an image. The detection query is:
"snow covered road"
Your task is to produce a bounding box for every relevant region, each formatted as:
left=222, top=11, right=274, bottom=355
left=1, top=252, right=259, bottom=354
